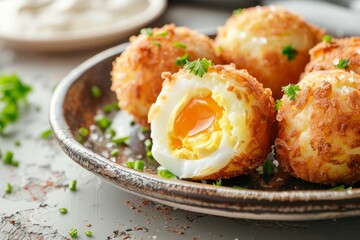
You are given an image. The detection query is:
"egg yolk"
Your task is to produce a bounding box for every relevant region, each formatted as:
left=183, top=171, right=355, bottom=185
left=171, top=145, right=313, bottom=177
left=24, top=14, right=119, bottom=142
left=169, top=95, right=223, bottom=158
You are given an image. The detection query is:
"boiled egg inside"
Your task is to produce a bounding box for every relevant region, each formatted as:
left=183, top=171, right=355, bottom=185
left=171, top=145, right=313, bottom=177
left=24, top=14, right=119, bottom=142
left=148, top=64, right=276, bottom=180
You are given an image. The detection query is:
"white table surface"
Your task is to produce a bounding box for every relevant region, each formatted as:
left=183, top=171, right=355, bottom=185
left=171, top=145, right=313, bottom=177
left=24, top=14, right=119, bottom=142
left=1, top=2, right=360, bottom=240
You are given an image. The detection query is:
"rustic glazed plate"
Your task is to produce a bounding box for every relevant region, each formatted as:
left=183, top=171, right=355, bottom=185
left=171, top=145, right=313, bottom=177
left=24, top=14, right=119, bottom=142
left=50, top=40, right=360, bottom=221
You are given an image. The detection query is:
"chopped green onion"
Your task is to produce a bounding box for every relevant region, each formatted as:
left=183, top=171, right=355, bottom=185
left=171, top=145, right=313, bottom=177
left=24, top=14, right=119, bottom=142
left=146, top=151, right=153, bottom=158
left=144, top=139, right=152, bottom=151
left=5, top=183, right=12, bottom=194
left=76, top=127, right=89, bottom=143
left=214, top=179, right=222, bottom=186
left=335, top=59, right=350, bottom=69
left=134, top=160, right=145, bottom=171
left=263, top=159, right=274, bottom=176
left=173, top=42, right=187, bottom=49
left=10, top=160, right=19, bottom=167
left=111, top=136, right=129, bottom=145
left=69, top=180, right=77, bottom=192
left=94, top=115, right=112, bottom=130
left=152, top=41, right=161, bottom=47
left=69, top=228, right=78, bottom=238
left=3, top=151, right=13, bottom=165
left=140, top=28, right=153, bottom=36
left=176, top=53, right=189, bottom=66
left=106, top=128, right=116, bottom=138
left=130, top=120, right=135, bottom=126
left=112, top=101, right=120, bottom=110
left=282, top=45, right=298, bottom=61
left=110, top=149, right=120, bottom=157
left=233, top=8, right=243, bottom=15
left=102, top=104, right=113, bottom=113
left=141, top=127, right=149, bottom=133
left=215, top=46, right=223, bottom=54
left=157, top=166, right=175, bottom=178
left=59, top=208, right=68, bottom=214
left=329, top=185, right=352, bottom=191
left=322, top=34, right=333, bottom=43
left=126, top=160, right=135, bottom=169
left=90, top=86, right=101, bottom=98
left=275, top=99, right=282, bottom=111
left=85, top=230, right=93, bottom=237
left=14, top=140, right=21, bottom=147
left=40, top=129, right=53, bottom=139
left=155, top=31, right=168, bottom=37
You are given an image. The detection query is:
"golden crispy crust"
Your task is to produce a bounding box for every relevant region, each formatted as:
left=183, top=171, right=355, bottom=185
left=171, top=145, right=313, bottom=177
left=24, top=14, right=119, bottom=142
left=303, top=37, right=360, bottom=77
left=111, top=24, right=221, bottom=126
left=275, top=70, right=360, bottom=185
left=215, top=6, right=324, bottom=99
left=159, top=64, right=276, bottom=180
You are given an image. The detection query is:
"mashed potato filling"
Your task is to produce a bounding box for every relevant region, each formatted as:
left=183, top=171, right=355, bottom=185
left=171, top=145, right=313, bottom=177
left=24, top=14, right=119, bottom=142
left=167, top=90, right=224, bottom=160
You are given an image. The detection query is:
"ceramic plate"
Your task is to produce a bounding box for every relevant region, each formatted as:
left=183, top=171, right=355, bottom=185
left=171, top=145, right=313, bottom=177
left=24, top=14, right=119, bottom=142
left=50, top=41, right=360, bottom=221
left=0, top=0, right=166, bottom=52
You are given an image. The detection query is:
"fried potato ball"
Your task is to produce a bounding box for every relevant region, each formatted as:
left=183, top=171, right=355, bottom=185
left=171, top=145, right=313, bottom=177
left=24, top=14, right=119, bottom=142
left=111, top=24, right=221, bottom=126
left=304, top=37, right=360, bottom=75
left=148, top=63, right=276, bottom=180
left=214, top=6, right=324, bottom=99
left=275, top=70, right=360, bottom=185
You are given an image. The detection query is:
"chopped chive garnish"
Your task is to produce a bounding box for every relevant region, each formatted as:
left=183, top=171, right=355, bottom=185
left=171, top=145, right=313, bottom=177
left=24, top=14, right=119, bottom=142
left=322, top=34, right=333, bottom=43
left=69, top=228, right=78, bottom=238
left=94, top=115, right=112, bottom=130
left=5, top=183, right=12, bottom=194
left=141, top=127, right=149, bottom=133
left=214, top=179, right=222, bottom=186
left=335, top=59, right=350, bottom=69
left=3, top=151, right=13, bottom=165
left=233, top=8, right=243, bottom=15
left=146, top=151, right=153, bottom=158
left=263, top=159, right=274, bottom=176
left=155, top=31, right=168, bottom=37
left=152, top=41, right=161, bottom=47
left=134, top=160, right=145, bottom=171
left=112, top=101, right=120, bottom=110
left=85, top=230, right=93, bottom=237
left=173, top=42, right=187, bottom=49
left=329, top=185, right=352, bottom=190
left=110, top=149, right=120, bottom=157
left=0, top=74, right=32, bottom=134
left=282, top=45, right=298, bottom=61
left=102, top=104, right=113, bottom=113
left=59, top=208, right=68, bottom=214
left=282, top=84, right=301, bottom=101
left=130, top=120, right=135, bottom=126
left=140, top=28, right=153, bottom=36
left=157, top=166, right=175, bottom=178
left=144, top=139, right=152, bottom=151
left=11, top=160, right=19, bottom=167
left=111, top=136, right=129, bottom=145
left=69, top=180, right=77, bottom=192
left=176, top=53, right=189, bottom=66
left=126, top=160, right=135, bottom=169
left=14, top=140, right=21, bottom=147
left=76, top=127, right=89, bottom=143
left=184, top=58, right=212, bottom=77
left=40, top=129, right=53, bottom=139
left=90, top=86, right=101, bottom=98
left=215, top=46, right=223, bottom=54
left=106, top=128, right=116, bottom=138
left=275, top=99, right=282, bottom=111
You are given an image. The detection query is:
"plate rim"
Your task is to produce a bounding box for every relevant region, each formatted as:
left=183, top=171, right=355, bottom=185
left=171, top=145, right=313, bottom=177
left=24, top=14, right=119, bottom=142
left=50, top=40, right=360, bottom=220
